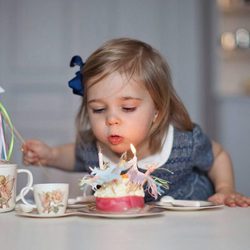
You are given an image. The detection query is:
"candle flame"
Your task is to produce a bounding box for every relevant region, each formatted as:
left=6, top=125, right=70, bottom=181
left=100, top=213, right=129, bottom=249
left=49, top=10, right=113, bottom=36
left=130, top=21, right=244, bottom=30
left=130, top=144, right=136, bottom=155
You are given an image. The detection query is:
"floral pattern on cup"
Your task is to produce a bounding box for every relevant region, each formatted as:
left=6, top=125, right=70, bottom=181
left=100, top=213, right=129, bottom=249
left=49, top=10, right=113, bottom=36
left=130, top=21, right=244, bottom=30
left=0, top=175, right=15, bottom=209
left=39, top=189, right=65, bottom=214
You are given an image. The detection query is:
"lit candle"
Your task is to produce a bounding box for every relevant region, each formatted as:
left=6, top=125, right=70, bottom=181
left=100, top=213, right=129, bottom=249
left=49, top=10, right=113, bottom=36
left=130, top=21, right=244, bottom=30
left=98, top=145, right=104, bottom=170
left=130, top=144, right=137, bottom=168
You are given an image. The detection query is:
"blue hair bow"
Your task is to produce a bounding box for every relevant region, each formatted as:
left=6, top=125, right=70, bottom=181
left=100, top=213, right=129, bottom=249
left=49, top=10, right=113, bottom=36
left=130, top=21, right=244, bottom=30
left=68, top=55, right=85, bottom=96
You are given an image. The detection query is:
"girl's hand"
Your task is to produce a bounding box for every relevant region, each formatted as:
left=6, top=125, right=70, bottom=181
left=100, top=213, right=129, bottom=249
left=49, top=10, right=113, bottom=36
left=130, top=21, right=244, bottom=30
left=208, top=191, right=250, bottom=207
left=22, top=140, right=53, bottom=166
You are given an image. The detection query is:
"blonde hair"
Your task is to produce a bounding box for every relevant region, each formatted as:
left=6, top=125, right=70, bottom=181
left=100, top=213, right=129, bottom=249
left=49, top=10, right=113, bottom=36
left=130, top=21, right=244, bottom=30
left=76, top=38, right=193, bottom=153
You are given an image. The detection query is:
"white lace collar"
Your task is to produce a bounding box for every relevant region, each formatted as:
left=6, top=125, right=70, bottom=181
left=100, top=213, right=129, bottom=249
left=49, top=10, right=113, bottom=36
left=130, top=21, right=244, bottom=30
left=100, top=124, right=174, bottom=170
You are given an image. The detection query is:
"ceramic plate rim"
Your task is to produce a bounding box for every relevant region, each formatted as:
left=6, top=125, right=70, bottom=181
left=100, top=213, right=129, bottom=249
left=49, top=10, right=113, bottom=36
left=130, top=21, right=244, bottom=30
left=67, top=203, right=92, bottom=209
left=15, top=210, right=76, bottom=218
left=76, top=205, right=166, bottom=218
left=154, top=204, right=224, bottom=211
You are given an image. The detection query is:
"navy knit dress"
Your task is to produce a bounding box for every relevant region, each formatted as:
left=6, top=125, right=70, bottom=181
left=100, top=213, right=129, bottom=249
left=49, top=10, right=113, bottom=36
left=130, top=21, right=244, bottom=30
left=74, top=125, right=214, bottom=202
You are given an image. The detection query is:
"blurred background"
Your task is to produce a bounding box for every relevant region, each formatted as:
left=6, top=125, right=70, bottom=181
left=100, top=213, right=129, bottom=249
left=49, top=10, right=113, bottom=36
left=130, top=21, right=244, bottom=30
left=0, top=0, right=249, bottom=197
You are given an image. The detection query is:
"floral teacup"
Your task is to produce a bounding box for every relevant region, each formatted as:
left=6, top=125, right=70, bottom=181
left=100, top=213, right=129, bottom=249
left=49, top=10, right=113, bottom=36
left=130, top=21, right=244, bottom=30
left=20, top=183, right=69, bottom=216
left=0, top=163, right=33, bottom=213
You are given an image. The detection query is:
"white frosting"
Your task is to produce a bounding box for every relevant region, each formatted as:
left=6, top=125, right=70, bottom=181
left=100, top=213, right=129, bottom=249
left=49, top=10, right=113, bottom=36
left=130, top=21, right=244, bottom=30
left=94, top=178, right=144, bottom=198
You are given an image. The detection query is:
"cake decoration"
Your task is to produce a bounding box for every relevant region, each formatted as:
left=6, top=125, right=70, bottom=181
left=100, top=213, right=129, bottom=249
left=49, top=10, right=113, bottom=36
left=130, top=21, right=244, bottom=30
left=79, top=144, right=169, bottom=212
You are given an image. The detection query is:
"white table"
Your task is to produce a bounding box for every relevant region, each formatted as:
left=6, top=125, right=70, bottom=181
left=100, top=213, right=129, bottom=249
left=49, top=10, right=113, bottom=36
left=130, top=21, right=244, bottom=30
left=1, top=206, right=249, bottom=250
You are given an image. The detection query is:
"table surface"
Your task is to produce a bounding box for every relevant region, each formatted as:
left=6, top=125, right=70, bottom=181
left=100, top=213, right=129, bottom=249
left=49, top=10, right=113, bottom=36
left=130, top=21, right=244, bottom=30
left=1, top=206, right=250, bottom=250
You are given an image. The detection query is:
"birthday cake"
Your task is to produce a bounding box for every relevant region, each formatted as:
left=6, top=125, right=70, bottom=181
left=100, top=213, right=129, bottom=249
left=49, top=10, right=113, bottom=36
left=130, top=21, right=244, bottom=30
left=79, top=145, right=169, bottom=212
left=94, top=174, right=145, bottom=212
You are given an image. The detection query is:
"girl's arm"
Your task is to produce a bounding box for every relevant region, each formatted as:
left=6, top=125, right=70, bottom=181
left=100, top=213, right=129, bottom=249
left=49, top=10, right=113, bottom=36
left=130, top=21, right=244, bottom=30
left=208, top=141, right=250, bottom=207
left=23, top=140, right=75, bottom=171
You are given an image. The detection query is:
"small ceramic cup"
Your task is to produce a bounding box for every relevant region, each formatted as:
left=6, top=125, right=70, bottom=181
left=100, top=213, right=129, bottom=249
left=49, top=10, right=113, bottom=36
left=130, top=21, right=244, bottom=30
left=20, top=183, right=69, bottom=216
left=0, top=163, right=33, bottom=213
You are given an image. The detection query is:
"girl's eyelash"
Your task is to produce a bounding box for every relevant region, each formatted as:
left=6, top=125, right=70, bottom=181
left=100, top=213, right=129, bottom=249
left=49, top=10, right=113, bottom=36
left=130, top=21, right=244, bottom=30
left=122, top=107, right=136, bottom=112
left=92, top=108, right=105, bottom=113
left=91, top=107, right=137, bottom=113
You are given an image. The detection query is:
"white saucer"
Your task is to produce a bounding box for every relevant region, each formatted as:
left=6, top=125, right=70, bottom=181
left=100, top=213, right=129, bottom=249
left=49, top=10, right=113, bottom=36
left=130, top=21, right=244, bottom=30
left=153, top=202, right=224, bottom=211
left=15, top=209, right=78, bottom=218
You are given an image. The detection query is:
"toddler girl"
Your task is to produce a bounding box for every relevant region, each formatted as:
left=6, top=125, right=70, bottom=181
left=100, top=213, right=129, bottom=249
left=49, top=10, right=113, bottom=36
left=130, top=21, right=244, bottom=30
left=23, top=38, right=250, bottom=207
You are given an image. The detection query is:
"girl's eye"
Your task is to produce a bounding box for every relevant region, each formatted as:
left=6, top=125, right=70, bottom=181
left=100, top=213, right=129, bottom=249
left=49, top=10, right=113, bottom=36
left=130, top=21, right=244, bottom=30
left=92, top=108, right=105, bottom=113
left=122, top=107, right=136, bottom=112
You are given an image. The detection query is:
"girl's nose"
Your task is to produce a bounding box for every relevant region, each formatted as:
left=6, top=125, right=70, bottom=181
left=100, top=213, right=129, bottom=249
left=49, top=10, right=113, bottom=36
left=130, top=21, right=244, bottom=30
left=105, top=114, right=120, bottom=126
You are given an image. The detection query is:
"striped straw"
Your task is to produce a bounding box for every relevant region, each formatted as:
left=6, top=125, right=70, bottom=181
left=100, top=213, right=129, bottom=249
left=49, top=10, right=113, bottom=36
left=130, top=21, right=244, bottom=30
left=0, top=113, right=7, bottom=160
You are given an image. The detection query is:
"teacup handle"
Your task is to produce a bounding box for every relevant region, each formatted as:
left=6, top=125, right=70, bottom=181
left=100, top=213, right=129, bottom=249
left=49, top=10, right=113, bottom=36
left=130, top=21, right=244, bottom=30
left=16, top=169, right=33, bottom=202
left=20, top=186, right=36, bottom=209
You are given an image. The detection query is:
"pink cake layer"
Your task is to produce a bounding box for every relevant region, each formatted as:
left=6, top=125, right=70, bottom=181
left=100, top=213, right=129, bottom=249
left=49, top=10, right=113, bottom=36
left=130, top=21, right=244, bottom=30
left=96, top=196, right=144, bottom=212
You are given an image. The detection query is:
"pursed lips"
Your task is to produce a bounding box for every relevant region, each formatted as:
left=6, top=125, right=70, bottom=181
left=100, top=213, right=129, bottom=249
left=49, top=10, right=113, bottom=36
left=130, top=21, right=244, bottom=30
left=107, top=135, right=124, bottom=145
